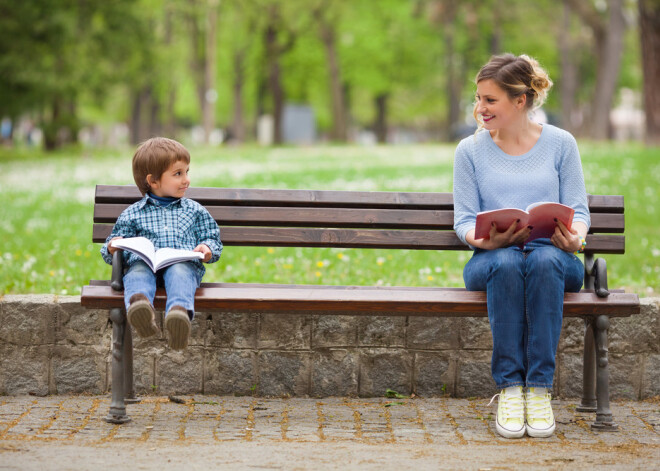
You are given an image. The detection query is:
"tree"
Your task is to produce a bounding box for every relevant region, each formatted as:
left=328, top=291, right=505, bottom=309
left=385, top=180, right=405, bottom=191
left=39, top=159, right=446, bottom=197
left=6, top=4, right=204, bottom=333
left=565, top=0, right=627, bottom=140
left=185, top=0, right=221, bottom=144
left=314, top=0, right=348, bottom=141
left=340, top=0, right=439, bottom=143
left=639, top=0, right=660, bottom=145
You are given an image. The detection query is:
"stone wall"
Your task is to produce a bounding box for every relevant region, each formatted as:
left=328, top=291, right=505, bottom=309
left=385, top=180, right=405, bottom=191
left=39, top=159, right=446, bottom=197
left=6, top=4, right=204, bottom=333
left=0, top=295, right=658, bottom=399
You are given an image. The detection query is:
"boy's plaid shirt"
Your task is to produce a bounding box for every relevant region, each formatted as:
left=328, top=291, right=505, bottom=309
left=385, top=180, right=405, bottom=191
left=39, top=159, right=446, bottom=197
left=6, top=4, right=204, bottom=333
left=100, top=195, right=222, bottom=278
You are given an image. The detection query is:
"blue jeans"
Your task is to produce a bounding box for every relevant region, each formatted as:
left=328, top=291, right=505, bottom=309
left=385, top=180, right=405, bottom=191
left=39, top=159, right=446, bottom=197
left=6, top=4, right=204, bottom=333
left=123, top=261, right=202, bottom=319
left=463, top=239, right=584, bottom=389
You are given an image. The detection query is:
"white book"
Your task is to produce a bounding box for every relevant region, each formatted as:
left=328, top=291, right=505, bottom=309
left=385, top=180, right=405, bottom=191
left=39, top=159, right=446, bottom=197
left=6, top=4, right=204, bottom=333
left=111, top=237, right=203, bottom=272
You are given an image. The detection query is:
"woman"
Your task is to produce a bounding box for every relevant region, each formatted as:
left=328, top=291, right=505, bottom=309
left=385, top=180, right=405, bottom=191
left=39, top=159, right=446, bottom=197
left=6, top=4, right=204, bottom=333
left=453, top=54, right=590, bottom=439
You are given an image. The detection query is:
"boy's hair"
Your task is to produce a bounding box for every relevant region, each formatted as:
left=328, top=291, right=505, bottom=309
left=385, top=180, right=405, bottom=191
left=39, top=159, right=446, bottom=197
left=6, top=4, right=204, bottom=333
left=132, top=137, right=191, bottom=195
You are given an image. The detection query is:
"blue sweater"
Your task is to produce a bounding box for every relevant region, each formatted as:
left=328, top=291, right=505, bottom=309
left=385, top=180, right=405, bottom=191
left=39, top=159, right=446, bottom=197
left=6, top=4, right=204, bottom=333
left=452, top=124, right=590, bottom=246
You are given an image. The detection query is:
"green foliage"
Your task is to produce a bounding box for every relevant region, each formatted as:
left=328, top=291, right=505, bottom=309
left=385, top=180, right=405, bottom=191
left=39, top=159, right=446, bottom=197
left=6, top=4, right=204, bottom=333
left=0, top=143, right=657, bottom=297
left=0, top=0, right=646, bottom=142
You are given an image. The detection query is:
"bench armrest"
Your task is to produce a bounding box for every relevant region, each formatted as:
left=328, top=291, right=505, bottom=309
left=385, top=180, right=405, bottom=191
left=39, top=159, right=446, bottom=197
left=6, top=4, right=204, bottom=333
left=585, top=256, right=609, bottom=298
left=111, top=250, right=124, bottom=291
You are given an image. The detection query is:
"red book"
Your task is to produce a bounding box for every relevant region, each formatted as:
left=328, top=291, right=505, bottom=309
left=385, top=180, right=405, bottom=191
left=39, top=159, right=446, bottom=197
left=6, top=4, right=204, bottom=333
left=474, top=202, right=574, bottom=244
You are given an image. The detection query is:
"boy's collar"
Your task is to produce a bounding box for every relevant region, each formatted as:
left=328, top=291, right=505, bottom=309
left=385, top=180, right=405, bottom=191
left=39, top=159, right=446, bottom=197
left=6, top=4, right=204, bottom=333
left=145, top=192, right=182, bottom=207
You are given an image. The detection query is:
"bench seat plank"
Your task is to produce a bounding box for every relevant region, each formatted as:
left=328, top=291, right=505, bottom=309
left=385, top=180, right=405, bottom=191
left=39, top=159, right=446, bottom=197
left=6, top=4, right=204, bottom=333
left=81, top=283, right=640, bottom=317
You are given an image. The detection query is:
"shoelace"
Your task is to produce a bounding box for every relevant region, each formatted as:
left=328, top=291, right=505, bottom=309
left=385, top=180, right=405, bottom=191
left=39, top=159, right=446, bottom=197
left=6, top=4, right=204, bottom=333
left=488, top=392, right=524, bottom=419
left=526, top=392, right=552, bottom=420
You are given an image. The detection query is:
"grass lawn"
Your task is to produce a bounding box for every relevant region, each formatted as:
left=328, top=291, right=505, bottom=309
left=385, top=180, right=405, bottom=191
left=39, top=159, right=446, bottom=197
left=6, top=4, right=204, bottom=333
left=0, top=142, right=657, bottom=297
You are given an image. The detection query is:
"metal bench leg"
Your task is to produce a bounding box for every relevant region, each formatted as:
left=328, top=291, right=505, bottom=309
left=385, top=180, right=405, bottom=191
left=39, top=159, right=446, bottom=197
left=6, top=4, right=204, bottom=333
left=105, top=308, right=131, bottom=424
left=123, top=324, right=140, bottom=404
left=591, top=315, right=618, bottom=431
left=577, top=317, right=597, bottom=412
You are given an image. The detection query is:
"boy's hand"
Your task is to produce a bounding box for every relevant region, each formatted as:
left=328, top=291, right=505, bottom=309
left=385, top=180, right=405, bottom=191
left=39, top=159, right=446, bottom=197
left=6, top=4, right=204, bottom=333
left=194, top=244, right=212, bottom=262
left=107, top=237, right=123, bottom=255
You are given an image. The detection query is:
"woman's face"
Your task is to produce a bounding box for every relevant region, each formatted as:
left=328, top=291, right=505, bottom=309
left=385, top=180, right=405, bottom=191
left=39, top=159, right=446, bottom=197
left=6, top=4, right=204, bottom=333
left=475, top=79, right=525, bottom=131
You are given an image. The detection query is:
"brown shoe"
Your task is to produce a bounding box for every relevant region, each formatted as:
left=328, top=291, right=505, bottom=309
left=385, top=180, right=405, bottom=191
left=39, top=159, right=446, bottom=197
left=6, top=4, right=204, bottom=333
left=127, top=294, right=159, bottom=338
left=165, top=306, right=191, bottom=350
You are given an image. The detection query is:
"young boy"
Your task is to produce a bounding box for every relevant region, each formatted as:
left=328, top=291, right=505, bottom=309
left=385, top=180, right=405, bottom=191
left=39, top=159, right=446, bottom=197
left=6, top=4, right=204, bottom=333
left=101, top=137, right=222, bottom=350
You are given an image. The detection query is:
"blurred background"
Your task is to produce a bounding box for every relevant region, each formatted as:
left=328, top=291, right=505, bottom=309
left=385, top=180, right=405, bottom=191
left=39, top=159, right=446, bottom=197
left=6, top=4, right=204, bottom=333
left=1, top=0, right=658, bottom=151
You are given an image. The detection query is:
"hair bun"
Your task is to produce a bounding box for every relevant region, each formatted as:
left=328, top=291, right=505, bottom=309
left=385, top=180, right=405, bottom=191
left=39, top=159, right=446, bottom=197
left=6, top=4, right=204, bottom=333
left=521, top=55, right=553, bottom=107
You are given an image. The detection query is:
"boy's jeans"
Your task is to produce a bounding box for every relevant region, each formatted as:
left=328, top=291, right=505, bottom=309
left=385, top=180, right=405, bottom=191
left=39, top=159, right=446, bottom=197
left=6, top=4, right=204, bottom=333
left=463, top=239, right=584, bottom=389
left=123, top=261, right=202, bottom=320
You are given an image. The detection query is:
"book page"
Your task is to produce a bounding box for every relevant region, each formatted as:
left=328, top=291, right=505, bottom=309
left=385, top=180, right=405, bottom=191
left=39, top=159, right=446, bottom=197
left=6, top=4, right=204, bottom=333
left=111, top=237, right=156, bottom=261
left=153, top=248, right=203, bottom=271
left=526, top=203, right=574, bottom=242
left=112, top=237, right=204, bottom=272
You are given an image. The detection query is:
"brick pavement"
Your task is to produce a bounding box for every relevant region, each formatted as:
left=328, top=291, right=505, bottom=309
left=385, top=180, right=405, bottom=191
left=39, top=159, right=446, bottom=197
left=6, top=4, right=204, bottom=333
left=0, top=395, right=658, bottom=470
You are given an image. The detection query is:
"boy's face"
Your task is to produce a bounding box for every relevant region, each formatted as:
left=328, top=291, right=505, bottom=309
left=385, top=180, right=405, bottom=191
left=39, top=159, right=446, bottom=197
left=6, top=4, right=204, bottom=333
left=148, top=160, right=190, bottom=198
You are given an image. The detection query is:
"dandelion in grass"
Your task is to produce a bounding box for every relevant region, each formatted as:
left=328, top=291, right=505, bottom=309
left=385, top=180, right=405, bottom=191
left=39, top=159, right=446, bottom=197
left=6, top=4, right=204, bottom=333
left=337, top=253, right=344, bottom=260
left=75, top=249, right=83, bottom=256
left=317, top=261, right=324, bottom=268
left=267, top=248, right=275, bottom=254
left=315, top=271, right=322, bottom=277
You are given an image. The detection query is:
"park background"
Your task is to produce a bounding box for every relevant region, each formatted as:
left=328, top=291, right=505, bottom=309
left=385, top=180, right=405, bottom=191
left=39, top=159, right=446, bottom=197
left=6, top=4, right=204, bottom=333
left=1, top=0, right=658, bottom=297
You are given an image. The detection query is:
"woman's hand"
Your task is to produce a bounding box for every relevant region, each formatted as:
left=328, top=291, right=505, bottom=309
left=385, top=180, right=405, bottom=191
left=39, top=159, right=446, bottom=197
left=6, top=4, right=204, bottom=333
left=551, top=220, right=584, bottom=253
left=194, top=243, right=212, bottom=262
left=467, top=220, right=532, bottom=250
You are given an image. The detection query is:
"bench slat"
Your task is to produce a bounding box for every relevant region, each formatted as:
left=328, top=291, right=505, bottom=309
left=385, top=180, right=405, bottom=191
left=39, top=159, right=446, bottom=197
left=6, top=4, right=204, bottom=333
left=93, top=204, right=625, bottom=234
left=95, top=204, right=456, bottom=229
left=95, top=185, right=456, bottom=209
left=92, top=224, right=625, bottom=253
left=81, top=284, right=640, bottom=317
left=95, top=186, right=624, bottom=213
left=587, top=194, right=624, bottom=213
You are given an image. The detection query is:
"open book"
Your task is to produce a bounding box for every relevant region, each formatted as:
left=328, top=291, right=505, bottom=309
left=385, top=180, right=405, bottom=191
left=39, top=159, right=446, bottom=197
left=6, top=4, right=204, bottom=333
left=475, top=202, right=574, bottom=244
left=111, top=237, right=203, bottom=272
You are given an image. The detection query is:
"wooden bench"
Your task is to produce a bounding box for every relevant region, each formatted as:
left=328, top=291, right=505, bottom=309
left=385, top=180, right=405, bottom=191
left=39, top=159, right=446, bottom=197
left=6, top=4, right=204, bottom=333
left=81, top=185, right=640, bottom=428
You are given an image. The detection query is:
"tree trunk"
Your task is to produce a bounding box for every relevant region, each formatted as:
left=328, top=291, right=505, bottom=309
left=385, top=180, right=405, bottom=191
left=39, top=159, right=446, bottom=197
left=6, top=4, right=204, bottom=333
left=558, top=3, right=579, bottom=133
left=566, top=0, right=627, bottom=140
left=590, top=0, right=626, bottom=140
left=187, top=0, right=219, bottom=145
left=442, top=0, right=461, bottom=141
left=163, top=6, right=176, bottom=138
left=639, top=0, right=660, bottom=145
left=265, top=22, right=284, bottom=144
left=129, top=87, right=153, bottom=145
left=130, top=90, right=141, bottom=146
left=149, top=97, right=161, bottom=138
left=231, top=50, right=246, bottom=143
left=203, top=0, right=219, bottom=143
left=320, top=20, right=347, bottom=141
left=44, top=98, right=60, bottom=151
left=374, top=93, right=388, bottom=144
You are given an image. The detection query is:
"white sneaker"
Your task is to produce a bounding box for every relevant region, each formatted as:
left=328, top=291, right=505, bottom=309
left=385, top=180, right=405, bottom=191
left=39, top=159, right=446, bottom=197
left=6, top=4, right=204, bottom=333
left=525, top=387, right=555, bottom=438
left=489, top=386, right=525, bottom=439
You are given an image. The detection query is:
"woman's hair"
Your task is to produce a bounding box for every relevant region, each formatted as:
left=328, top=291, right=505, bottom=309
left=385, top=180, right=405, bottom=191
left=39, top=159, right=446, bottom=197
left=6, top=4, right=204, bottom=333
left=132, top=137, right=191, bottom=195
left=472, top=53, right=553, bottom=129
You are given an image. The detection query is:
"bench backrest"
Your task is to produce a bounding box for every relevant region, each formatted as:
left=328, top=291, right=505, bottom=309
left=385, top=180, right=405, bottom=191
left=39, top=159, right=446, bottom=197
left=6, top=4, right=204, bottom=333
left=92, top=185, right=625, bottom=255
